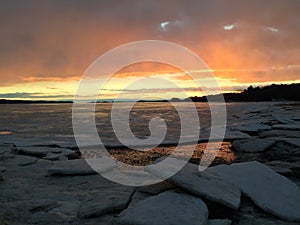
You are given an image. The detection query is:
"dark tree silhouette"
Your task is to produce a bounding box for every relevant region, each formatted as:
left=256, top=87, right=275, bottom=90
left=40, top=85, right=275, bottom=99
left=187, top=83, right=300, bottom=102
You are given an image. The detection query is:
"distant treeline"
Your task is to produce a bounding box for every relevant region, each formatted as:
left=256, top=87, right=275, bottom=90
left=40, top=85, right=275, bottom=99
left=0, top=99, right=73, bottom=104
left=172, top=83, right=300, bottom=102
left=1, top=83, right=299, bottom=104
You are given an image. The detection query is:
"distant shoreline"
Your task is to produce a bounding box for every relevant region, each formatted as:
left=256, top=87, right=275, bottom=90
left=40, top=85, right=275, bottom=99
left=0, top=99, right=73, bottom=104
left=0, top=99, right=299, bottom=104
left=1, top=83, right=299, bottom=104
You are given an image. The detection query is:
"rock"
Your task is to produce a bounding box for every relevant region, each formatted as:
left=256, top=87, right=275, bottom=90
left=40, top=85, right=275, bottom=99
left=264, top=120, right=280, bottom=126
left=48, top=158, right=116, bottom=176
left=0, top=199, right=79, bottom=225
left=246, top=115, right=261, bottom=119
left=9, top=144, right=17, bottom=151
left=224, top=130, right=252, bottom=140
left=17, top=146, right=76, bottom=158
left=0, top=166, right=5, bottom=173
left=208, top=219, right=232, bottom=225
left=47, top=159, right=96, bottom=176
left=248, top=108, right=269, bottom=114
left=232, top=122, right=271, bottom=134
left=50, top=148, right=63, bottom=154
left=43, top=152, right=69, bottom=161
left=78, top=187, right=134, bottom=218
left=263, top=117, right=296, bottom=126
left=118, top=190, right=208, bottom=225
left=291, top=116, right=300, bottom=121
left=0, top=166, right=5, bottom=182
left=137, top=181, right=174, bottom=195
left=102, top=167, right=158, bottom=186
left=43, top=152, right=60, bottom=161
left=290, top=167, right=300, bottom=177
left=232, top=139, right=275, bottom=153
left=266, top=161, right=300, bottom=176
left=126, top=191, right=152, bottom=207
left=17, top=146, right=55, bottom=156
left=262, top=141, right=300, bottom=161
left=208, top=161, right=300, bottom=222
left=282, top=139, right=300, bottom=148
left=50, top=201, right=80, bottom=221
left=1, top=152, right=14, bottom=160
left=27, top=208, right=78, bottom=224
left=147, top=158, right=241, bottom=210
left=272, top=124, right=300, bottom=131
left=260, top=130, right=300, bottom=138
left=80, top=214, right=119, bottom=225
left=60, top=148, right=77, bottom=158
left=0, top=145, right=11, bottom=154
left=268, top=138, right=300, bottom=148
left=259, top=130, right=300, bottom=138
left=267, top=161, right=300, bottom=169
left=237, top=216, right=299, bottom=225
left=274, top=117, right=295, bottom=124
left=17, top=157, right=38, bottom=166
left=58, top=156, right=69, bottom=161
left=235, top=197, right=300, bottom=225
left=220, top=130, right=252, bottom=141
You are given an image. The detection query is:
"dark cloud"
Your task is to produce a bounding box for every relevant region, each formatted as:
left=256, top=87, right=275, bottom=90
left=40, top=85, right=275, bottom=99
left=0, top=0, right=299, bottom=85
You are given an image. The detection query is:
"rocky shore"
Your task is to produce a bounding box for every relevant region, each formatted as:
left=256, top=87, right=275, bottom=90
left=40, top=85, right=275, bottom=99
left=0, top=102, right=300, bottom=224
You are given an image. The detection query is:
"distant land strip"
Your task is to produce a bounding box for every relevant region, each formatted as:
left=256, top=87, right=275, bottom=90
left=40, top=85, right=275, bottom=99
left=0, top=99, right=73, bottom=104
left=1, top=83, right=299, bottom=104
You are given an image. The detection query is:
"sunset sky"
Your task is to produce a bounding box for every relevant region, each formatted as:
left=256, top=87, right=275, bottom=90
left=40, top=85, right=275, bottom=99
left=0, top=0, right=299, bottom=100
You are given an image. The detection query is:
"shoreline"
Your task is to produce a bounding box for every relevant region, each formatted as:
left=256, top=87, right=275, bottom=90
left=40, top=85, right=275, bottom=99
left=1, top=134, right=299, bottom=224
left=0, top=102, right=300, bottom=224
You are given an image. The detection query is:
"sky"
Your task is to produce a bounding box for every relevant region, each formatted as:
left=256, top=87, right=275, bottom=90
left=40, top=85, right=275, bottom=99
left=0, top=0, right=299, bottom=100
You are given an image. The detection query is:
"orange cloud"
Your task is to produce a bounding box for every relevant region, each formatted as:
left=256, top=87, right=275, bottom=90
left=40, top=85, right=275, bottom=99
left=0, top=0, right=299, bottom=90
